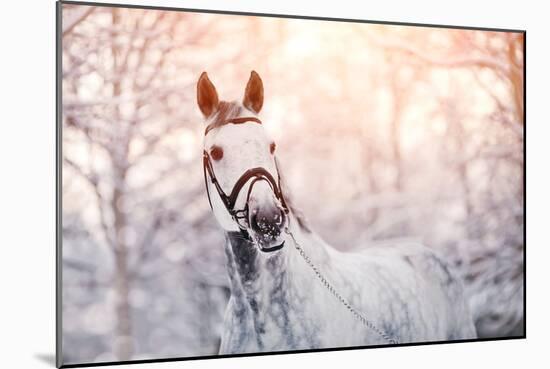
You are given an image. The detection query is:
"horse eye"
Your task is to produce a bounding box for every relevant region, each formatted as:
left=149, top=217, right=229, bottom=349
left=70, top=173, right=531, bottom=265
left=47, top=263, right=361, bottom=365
left=270, top=142, right=276, bottom=154
left=210, top=146, right=223, bottom=161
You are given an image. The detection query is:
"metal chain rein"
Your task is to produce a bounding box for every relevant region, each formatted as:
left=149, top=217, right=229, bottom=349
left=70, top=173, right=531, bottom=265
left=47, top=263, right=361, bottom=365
left=284, top=228, right=399, bottom=345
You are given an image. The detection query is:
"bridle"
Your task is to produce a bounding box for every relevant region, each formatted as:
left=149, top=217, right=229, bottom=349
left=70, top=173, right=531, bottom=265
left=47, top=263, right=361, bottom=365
left=202, top=117, right=289, bottom=249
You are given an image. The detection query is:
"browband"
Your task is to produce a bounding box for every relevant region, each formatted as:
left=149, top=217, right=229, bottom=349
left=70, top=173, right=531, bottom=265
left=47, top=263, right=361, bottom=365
left=204, top=117, right=262, bottom=135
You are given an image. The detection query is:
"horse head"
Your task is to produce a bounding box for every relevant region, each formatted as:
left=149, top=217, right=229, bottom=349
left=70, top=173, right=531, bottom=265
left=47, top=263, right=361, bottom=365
left=197, top=71, right=288, bottom=253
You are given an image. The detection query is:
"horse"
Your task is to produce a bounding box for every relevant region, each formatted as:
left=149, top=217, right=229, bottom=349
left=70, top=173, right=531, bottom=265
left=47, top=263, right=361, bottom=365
left=196, top=71, right=476, bottom=354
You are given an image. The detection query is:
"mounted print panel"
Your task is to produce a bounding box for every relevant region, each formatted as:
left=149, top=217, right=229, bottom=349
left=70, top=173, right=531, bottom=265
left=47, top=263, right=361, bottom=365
left=57, top=1, right=525, bottom=367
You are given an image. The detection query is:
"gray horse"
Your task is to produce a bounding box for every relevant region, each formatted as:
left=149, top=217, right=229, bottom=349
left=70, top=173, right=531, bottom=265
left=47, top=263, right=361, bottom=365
left=197, top=71, right=476, bottom=354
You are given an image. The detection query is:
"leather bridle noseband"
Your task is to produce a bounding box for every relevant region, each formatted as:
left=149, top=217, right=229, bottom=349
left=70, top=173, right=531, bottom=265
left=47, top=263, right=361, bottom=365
left=203, top=117, right=289, bottom=249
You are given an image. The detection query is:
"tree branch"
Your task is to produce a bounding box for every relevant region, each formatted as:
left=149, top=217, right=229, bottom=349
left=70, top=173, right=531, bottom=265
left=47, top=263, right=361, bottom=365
left=63, top=6, right=96, bottom=36
left=64, top=157, right=115, bottom=248
left=367, top=35, right=510, bottom=76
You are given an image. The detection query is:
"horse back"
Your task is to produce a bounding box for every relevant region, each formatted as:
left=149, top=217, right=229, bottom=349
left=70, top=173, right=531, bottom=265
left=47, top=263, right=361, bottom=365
left=337, top=242, right=477, bottom=342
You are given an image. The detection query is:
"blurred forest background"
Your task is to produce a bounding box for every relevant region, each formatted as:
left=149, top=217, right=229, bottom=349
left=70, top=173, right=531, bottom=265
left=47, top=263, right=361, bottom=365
left=61, top=4, right=524, bottom=365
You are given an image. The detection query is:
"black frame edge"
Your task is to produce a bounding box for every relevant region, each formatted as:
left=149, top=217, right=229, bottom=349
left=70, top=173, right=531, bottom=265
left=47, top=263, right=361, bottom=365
left=58, top=0, right=525, bottom=33
left=56, top=1, right=63, bottom=368
left=59, top=336, right=525, bottom=368
left=522, top=30, right=526, bottom=339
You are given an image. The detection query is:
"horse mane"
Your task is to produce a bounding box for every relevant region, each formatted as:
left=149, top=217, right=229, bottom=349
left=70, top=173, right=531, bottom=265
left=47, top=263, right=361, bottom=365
left=277, top=158, right=312, bottom=233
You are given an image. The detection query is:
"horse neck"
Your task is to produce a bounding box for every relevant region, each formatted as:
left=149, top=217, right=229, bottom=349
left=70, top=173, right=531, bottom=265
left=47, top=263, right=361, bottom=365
left=223, top=213, right=329, bottom=318
left=224, top=231, right=290, bottom=302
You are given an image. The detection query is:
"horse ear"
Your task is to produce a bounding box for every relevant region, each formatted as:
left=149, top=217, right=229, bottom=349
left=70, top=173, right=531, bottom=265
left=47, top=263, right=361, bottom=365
left=197, top=72, right=219, bottom=118
left=243, top=71, right=264, bottom=113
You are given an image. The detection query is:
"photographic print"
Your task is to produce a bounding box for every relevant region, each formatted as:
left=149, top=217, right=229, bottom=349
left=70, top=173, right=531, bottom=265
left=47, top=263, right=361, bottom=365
left=58, top=1, right=525, bottom=367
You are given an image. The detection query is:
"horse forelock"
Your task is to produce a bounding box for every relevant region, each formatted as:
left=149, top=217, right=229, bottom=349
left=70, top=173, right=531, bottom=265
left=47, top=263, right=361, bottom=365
left=205, top=101, right=245, bottom=134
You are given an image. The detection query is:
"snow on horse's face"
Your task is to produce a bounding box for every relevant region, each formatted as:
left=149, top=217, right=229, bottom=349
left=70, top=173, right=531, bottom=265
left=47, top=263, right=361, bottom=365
left=197, top=71, right=287, bottom=252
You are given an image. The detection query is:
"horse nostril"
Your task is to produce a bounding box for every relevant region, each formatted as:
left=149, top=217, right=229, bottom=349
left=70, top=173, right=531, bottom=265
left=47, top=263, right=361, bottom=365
left=250, top=213, right=259, bottom=229
left=274, top=211, right=284, bottom=226
left=250, top=207, right=285, bottom=235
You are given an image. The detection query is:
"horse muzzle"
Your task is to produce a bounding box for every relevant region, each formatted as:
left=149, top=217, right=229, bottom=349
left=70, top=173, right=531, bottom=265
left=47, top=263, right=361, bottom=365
left=247, top=181, right=287, bottom=253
